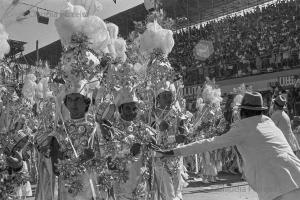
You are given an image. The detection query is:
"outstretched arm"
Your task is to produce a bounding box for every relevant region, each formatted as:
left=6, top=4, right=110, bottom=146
left=172, top=125, right=243, bottom=157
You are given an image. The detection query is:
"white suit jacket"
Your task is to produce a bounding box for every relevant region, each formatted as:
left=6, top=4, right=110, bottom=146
left=271, top=110, right=300, bottom=151
left=174, top=115, right=300, bottom=200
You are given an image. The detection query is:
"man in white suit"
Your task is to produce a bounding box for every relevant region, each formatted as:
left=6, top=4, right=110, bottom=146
left=271, top=95, right=300, bottom=154
left=155, top=92, right=300, bottom=200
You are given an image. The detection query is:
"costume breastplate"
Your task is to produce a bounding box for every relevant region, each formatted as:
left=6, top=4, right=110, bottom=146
left=114, top=119, right=155, bottom=145
left=60, top=118, right=94, bottom=159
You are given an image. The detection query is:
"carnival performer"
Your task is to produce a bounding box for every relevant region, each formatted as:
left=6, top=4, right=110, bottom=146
left=191, top=80, right=224, bottom=183
left=0, top=85, right=34, bottom=199
left=175, top=116, right=189, bottom=199
left=229, top=85, right=248, bottom=177
left=34, top=98, right=59, bottom=200
left=50, top=2, right=114, bottom=198
left=57, top=80, right=102, bottom=200
left=155, top=92, right=300, bottom=200
left=99, top=86, right=152, bottom=200
left=271, top=95, right=300, bottom=156
left=151, top=81, right=183, bottom=200
left=0, top=20, right=33, bottom=200
left=35, top=69, right=101, bottom=200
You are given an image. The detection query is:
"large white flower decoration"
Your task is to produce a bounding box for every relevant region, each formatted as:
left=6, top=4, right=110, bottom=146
left=139, top=21, right=174, bottom=56
left=55, top=2, right=109, bottom=51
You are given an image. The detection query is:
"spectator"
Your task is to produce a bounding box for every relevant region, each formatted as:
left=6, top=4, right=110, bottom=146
left=169, top=0, right=300, bottom=85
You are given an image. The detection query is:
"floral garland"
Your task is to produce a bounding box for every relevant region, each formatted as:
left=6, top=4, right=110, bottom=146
left=91, top=117, right=155, bottom=197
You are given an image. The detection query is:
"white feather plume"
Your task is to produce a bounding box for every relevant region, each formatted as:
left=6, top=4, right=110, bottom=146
left=55, top=2, right=109, bottom=51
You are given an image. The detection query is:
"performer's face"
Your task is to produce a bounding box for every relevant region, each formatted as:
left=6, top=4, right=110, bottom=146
left=119, top=102, right=138, bottom=121
left=65, top=93, right=89, bottom=119
left=157, top=91, right=173, bottom=110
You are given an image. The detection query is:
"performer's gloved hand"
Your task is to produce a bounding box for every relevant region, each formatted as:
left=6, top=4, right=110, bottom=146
left=155, top=149, right=175, bottom=157
left=6, top=151, right=23, bottom=172
left=149, top=144, right=175, bottom=157
left=175, top=134, right=187, bottom=144
left=99, top=119, right=114, bottom=141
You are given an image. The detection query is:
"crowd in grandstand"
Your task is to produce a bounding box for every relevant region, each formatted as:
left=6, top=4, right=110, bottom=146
left=170, top=0, right=300, bottom=84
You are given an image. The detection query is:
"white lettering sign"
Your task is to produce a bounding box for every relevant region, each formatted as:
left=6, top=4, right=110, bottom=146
left=279, top=76, right=296, bottom=87
left=183, top=85, right=202, bottom=98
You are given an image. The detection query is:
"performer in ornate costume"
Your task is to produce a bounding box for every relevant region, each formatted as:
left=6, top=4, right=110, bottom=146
left=107, top=86, right=151, bottom=200
left=56, top=85, right=99, bottom=200
left=151, top=82, right=180, bottom=200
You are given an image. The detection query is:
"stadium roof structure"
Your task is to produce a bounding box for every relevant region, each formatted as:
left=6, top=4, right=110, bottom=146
left=5, top=40, right=27, bottom=58
left=18, top=0, right=273, bottom=66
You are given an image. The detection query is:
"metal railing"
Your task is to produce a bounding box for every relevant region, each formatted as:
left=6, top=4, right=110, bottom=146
left=183, top=49, right=300, bottom=86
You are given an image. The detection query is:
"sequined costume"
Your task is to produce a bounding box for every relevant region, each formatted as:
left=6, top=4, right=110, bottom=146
left=105, top=118, right=153, bottom=200
left=152, top=108, right=181, bottom=200
left=53, top=118, right=100, bottom=200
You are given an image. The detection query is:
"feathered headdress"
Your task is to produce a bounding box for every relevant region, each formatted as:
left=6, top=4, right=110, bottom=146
left=55, top=2, right=108, bottom=85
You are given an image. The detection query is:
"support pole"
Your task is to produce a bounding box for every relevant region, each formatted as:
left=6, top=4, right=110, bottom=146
left=36, top=40, right=39, bottom=67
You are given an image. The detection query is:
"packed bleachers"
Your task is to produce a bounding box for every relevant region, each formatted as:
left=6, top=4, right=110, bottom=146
left=169, top=0, right=300, bottom=86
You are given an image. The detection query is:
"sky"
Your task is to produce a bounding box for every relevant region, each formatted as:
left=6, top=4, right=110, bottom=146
left=0, top=0, right=144, bottom=54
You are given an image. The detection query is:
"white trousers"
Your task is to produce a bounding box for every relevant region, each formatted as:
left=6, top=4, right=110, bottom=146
left=274, top=188, right=300, bottom=200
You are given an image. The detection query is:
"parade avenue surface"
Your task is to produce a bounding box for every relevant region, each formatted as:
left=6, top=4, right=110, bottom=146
left=183, top=173, right=258, bottom=200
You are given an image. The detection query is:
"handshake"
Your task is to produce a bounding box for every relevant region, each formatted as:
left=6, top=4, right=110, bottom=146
left=149, top=143, right=176, bottom=158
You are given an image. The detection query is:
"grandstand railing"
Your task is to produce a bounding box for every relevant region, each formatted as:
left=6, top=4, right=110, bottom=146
left=183, top=49, right=300, bottom=86
left=175, top=0, right=275, bottom=31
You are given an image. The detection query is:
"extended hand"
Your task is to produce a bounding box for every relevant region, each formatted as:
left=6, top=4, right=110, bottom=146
left=149, top=144, right=175, bottom=158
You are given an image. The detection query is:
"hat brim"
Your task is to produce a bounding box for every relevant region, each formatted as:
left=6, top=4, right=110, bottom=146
left=239, top=105, right=268, bottom=111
